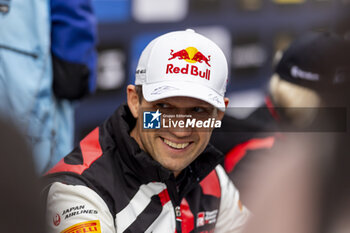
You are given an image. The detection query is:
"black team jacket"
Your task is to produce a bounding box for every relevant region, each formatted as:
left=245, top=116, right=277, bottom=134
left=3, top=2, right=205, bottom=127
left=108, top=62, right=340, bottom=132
left=43, top=104, right=249, bottom=233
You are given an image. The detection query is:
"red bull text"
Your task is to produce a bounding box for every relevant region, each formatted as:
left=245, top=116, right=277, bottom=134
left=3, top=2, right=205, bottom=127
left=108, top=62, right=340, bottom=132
left=167, top=47, right=211, bottom=80
left=166, top=64, right=210, bottom=80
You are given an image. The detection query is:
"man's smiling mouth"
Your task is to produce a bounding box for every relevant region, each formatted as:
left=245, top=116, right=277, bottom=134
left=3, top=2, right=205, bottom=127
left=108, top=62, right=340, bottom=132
left=162, top=138, right=190, bottom=149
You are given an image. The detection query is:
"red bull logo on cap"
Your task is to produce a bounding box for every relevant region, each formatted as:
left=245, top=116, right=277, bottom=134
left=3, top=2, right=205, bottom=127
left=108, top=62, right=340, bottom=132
left=168, top=47, right=211, bottom=67
left=166, top=47, right=211, bottom=80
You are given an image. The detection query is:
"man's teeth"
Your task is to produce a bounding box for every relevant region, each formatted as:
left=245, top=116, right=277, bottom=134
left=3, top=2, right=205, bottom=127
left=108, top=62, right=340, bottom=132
left=163, top=138, right=189, bottom=149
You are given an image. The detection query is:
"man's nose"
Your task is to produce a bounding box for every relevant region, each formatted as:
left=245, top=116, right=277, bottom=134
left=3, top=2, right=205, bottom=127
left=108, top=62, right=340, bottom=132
left=170, top=126, right=192, bottom=138
left=168, top=117, right=193, bottom=138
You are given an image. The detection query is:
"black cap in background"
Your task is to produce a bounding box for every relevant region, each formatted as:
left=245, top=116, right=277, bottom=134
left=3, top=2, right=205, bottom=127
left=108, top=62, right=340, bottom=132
left=275, top=32, right=350, bottom=93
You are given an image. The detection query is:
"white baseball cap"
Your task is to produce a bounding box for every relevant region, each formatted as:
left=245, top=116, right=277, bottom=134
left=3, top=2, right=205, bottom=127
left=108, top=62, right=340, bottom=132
left=135, top=29, right=228, bottom=110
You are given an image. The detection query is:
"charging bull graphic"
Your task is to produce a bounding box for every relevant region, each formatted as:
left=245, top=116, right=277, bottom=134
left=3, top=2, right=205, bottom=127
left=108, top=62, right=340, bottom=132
left=168, top=49, right=190, bottom=61
left=168, top=47, right=211, bottom=67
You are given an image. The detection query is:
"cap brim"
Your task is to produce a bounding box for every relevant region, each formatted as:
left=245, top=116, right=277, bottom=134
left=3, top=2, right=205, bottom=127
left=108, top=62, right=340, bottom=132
left=142, top=81, right=226, bottom=110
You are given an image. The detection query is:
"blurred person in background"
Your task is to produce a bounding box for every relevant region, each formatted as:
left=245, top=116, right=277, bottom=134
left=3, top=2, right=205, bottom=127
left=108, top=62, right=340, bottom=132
left=211, top=31, right=350, bottom=206
left=0, top=0, right=97, bottom=174
left=0, top=117, right=45, bottom=233
left=250, top=31, right=349, bottom=130
left=242, top=88, right=350, bottom=233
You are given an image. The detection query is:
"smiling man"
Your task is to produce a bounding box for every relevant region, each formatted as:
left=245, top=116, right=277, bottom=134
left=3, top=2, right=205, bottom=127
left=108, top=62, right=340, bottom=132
left=43, top=29, right=249, bottom=233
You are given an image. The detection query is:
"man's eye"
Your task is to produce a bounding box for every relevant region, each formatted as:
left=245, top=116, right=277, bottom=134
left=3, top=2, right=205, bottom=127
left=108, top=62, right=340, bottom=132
left=192, top=107, right=205, bottom=113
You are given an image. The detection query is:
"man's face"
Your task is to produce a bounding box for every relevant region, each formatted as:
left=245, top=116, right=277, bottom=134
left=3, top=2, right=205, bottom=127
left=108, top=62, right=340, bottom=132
left=129, top=95, right=224, bottom=177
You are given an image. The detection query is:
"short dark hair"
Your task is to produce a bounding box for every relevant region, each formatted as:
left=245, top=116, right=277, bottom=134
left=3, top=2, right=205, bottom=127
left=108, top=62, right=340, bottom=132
left=135, top=85, right=143, bottom=103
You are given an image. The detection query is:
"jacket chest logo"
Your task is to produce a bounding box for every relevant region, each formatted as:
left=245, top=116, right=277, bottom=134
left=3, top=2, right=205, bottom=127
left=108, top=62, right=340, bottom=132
left=196, top=209, right=218, bottom=227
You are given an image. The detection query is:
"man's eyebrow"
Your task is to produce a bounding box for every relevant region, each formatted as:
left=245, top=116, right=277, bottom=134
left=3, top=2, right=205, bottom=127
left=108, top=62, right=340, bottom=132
left=154, top=101, right=172, bottom=105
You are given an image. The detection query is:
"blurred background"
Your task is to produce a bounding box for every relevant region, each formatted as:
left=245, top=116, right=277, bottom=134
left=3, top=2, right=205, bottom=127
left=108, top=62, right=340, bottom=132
left=75, top=0, right=350, bottom=143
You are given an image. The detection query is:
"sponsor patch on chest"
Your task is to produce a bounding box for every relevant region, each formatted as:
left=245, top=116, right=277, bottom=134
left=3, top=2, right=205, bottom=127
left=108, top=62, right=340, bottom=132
left=196, top=209, right=218, bottom=227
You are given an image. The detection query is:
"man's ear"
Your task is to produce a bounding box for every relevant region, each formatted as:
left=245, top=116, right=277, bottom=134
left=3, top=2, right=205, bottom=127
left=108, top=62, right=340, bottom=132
left=127, top=85, right=140, bottom=119
left=217, top=97, right=229, bottom=121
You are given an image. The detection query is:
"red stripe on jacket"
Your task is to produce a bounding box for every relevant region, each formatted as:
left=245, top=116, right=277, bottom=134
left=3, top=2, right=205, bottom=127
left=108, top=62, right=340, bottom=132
left=46, top=127, right=102, bottom=175
left=224, top=136, right=275, bottom=173
left=158, top=189, right=171, bottom=206
left=180, top=198, right=194, bottom=233
left=200, top=169, right=221, bottom=198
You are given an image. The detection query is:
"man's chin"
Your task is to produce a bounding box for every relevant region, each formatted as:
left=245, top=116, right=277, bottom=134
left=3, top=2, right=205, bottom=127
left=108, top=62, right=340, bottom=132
left=160, top=161, right=187, bottom=175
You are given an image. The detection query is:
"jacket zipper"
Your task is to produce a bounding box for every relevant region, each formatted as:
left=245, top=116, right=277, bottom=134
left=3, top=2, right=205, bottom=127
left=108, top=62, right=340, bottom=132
left=0, top=44, right=38, bottom=59
left=175, top=206, right=182, bottom=232
left=166, top=170, right=199, bottom=233
left=165, top=176, right=183, bottom=233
